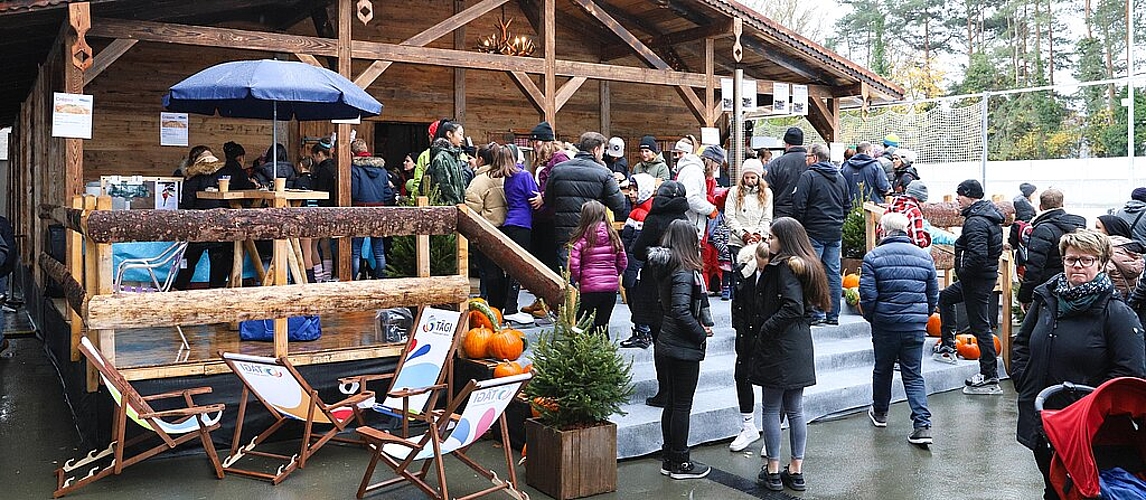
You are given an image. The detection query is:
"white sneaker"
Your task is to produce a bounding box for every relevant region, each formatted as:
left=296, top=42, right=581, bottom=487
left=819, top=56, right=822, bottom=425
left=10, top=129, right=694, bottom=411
left=729, top=423, right=760, bottom=452
left=504, top=312, right=535, bottom=325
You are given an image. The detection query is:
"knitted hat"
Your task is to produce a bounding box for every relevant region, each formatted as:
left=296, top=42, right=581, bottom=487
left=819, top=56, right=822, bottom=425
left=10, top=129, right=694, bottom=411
left=884, top=133, right=901, bottom=148
left=700, top=145, right=726, bottom=164
left=638, top=135, right=659, bottom=153
left=530, top=121, right=555, bottom=142
left=1020, top=182, right=1037, bottom=198
left=957, top=179, right=984, bottom=199
left=428, top=120, right=440, bottom=139
left=606, top=137, right=625, bottom=158
left=896, top=148, right=917, bottom=165
left=656, top=180, right=686, bottom=199
left=673, top=138, right=694, bottom=154
left=741, top=158, right=764, bottom=178
left=905, top=180, right=929, bottom=202
left=783, top=127, right=804, bottom=146
left=1132, top=187, right=1146, bottom=203
left=632, top=173, right=656, bottom=204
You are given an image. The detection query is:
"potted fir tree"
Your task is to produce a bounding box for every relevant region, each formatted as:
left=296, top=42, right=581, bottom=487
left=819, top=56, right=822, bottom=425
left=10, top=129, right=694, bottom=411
left=523, top=284, right=633, bottom=500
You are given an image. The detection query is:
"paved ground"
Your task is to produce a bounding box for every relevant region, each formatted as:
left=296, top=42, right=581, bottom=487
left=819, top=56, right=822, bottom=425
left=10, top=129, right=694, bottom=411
left=0, top=335, right=1045, bottom=499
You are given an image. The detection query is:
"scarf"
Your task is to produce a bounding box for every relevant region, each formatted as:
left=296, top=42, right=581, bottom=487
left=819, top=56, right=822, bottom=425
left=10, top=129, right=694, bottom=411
left=1051, top=272, right=1113, bottom=318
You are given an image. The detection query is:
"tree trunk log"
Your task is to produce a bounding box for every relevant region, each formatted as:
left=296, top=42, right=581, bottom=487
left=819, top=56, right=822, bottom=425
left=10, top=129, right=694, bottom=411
left=85, top=275, right=470, bottom=329
left=39, top=204, right=86, bottom=234
left=922, top=201, right=1015, bottom=228
left=38, top=252, right=87, bottom=316
left=456, top=208, right=565, bottom=308
left=84, top=206, right=458, bottom=243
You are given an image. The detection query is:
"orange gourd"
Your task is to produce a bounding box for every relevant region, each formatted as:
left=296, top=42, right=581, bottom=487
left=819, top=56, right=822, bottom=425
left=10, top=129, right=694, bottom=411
left=487, top=329, right=525, bottom=361
left=494, top=360, right=526, bottom=378
left=468, top=299, right=503, bottom=331
left=842, top=273, right=860, bottom=289
left=531, top=396, right=558, bottom=418
left=955, top=334, right=1002, bottom=360
left=463, top=327, right=494, bottom=359
left=926, top=313, right=942, bottom=337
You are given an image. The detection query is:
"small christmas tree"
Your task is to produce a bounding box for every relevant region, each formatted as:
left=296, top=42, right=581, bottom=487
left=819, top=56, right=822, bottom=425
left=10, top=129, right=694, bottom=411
left=524, top=279, right=634, bottom=430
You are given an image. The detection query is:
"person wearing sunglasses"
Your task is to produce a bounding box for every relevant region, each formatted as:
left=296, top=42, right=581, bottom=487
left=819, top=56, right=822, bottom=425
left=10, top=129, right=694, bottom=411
left=1011, top=229, right=1145, bottom=500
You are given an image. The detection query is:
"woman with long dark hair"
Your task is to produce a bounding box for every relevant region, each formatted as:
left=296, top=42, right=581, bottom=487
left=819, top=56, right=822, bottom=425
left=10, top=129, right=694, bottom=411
left=647, top=219, right=713, bottom=481
left=750, top=217, right=830, bottom=493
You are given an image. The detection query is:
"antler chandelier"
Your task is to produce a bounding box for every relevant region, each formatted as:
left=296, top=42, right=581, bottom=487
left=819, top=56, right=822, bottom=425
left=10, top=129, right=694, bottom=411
left=476, top=10, right=536, bottom=57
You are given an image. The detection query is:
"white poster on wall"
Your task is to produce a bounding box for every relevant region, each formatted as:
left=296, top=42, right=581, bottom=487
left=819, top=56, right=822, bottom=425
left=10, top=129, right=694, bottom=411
left=773, top=83, right=789, bottom=114
left=0, top=127, right=9, bottom=161
left=792, top=84, right=809, bottom=116
left=160, top=112, right=189, bottom=147
left=156, top=181, right=178, bottom=210
left=52, top=93, right=93, bottom=139
left=700, top=127, right=720, bottom=146
left=721, top=77, right=759, bottom=112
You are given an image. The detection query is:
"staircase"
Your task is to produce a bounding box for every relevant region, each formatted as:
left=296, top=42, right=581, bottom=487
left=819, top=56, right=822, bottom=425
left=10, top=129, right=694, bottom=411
left=514, top=292, right=999, bottom=459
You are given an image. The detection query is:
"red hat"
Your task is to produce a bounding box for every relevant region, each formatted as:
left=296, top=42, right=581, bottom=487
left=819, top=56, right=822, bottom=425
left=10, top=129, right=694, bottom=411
left=428, top=121, right=440, bottom=138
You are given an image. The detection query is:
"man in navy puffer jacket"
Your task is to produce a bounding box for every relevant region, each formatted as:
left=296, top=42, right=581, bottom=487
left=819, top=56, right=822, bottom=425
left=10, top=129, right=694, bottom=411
left=860, top=212, right=939, bottom=446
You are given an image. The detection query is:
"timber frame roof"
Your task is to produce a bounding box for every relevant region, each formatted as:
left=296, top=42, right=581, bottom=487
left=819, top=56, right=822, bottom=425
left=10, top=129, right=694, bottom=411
left=0, top=0, right=903, bottom=127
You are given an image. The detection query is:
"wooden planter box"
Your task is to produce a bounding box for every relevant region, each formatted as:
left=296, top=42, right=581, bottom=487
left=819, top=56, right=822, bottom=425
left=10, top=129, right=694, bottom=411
left=524, top=418, right=617, bottom=500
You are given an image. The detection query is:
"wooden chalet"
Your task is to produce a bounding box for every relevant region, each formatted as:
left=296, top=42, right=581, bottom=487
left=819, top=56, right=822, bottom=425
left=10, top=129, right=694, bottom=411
left=0, top=0, right=900, bottom=447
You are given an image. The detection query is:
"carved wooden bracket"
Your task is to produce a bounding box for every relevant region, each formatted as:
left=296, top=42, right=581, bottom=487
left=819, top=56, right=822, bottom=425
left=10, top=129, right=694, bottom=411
left=356, top=0, right=373, bottom=25
left=732, top=17, right=743, bottom=63
left=69, top=3, right=93, bottom=71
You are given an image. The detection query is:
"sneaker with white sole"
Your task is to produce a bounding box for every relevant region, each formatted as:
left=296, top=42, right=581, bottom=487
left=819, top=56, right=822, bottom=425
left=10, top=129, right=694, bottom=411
left=963, top=373, right=1002, bottom=395
left=729, top=423, right=760, bottom=452
left=503, top=312, right=536, bottom=325
left=868, top=408, right=888, bottom=428
left=932, top=344, right=957, bottom=365
left=670, top=460, right=711, bottom=480
left=908, top=426, right=933, bottom=446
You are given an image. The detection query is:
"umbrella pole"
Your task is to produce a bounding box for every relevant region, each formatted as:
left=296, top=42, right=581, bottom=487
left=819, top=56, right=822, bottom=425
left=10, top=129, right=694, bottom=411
left=272, top=101, right=278, bottom=179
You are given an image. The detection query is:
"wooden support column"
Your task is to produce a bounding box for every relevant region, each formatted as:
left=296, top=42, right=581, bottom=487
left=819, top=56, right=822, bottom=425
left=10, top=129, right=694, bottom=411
left=599, top=80, right=610, bottom=137
left=807, top=96, right=840, bottom=143
left=67, top=195, right=85, bottom=362
left=416, top=197, right=431, bottom=278
left=542, top=0, right=556, bottom=125
left=337, top=0, right=353, bottom=281
left=93, top=196, right=114, bottom=390
left=64, top=3, right=89, bottom=205
left=705, top=37, right=715, bottom=127
left=82, top=196, right=98, bottom=390
left=456, top=205, right=469, bottom=313
left=454, top=0, right=466, bottom=124
left=273, top=194, right=290, bottom=357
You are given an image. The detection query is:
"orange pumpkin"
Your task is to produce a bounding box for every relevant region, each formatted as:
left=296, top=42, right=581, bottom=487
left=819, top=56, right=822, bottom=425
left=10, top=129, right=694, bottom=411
left=494, top=360, right=526, bottom=378
left=468, top=300, right=503, bottom=331
left=463, top=327, right=494, bottom=359
left=531, top=396, right=558, bottom=418
left=842, top=273, right=860, bottom=289
left=487, top=329, right=525, bottom=361
left=926, top=313, right=942, bottom=337
left=955, top=334, right=980, bottom=360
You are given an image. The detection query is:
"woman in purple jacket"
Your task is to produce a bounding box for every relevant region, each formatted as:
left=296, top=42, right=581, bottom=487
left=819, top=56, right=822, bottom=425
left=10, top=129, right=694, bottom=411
left=568, top=200, right=627, bottom=338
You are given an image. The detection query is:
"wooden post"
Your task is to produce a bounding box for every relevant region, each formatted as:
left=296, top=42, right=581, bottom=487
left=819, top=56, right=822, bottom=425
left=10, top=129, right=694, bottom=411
left=542, top=0, right=556, bottom=125
left=705, top=37, right=715, bottom=127
left=416, top=197, right=431, bottom=278
left=456, top=205, right=470, bottom=315
left=336, top=0, right=353, bottom=282
left=999, top=252, right=1013, bottom=371
left=599, top=81, right=610, bottom=137
left=273, top=195, right=289, bottom=357
left=68, top=195, right=84, bottom=362
left=453, top=0, right=467, bottom=124
left=94, top=196, right=114, bottom=389
left=82, top=196, right=98, bottom=390
left=64, top=2, right=88, bottom=203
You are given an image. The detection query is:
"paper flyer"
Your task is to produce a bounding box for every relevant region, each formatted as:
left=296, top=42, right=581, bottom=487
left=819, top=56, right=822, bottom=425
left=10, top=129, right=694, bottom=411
left=741, top=79, right=758, bottom=111
left=156, top=181, right=178, bottom=210
left=772, top=83, right=789, bottom=114
left=721, top=77, right=735, bottom=112
left=160, top=112, right=189, bottom=147
left=700, top=127, right=720, bottom=145
left=52, top=93, right=93, bottom=139
left=792, top=84, right=809, bottom=115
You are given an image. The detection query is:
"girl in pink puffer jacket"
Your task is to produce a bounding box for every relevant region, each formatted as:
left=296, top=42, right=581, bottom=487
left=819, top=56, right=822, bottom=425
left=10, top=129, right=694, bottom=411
left=568, top=200, right=628, bottom=339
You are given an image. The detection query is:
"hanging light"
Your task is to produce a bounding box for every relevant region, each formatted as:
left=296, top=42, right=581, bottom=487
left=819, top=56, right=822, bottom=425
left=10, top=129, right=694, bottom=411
left=476, top=8, right=536, bottom=57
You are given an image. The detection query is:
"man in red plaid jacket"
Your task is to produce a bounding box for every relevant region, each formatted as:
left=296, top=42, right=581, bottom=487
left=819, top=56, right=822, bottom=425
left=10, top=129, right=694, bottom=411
left=878, top=180, right=932, bottom=248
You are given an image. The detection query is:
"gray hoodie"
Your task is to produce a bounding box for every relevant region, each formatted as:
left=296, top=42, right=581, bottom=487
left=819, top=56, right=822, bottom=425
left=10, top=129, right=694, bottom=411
left=1116, top=200, right=1146, bottom=245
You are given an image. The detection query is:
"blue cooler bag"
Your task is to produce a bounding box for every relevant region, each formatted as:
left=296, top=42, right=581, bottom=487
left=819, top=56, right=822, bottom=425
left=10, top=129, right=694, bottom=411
left=239, top=316, right=322, bottom=342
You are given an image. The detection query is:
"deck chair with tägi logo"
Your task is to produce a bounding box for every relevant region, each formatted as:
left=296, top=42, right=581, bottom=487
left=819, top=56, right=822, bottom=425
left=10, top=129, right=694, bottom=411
left=356, top=372, right=533, bottom=500
left=54, top=337, right=225, bottom=498
left=338, top=306, right=466, bottom=437
left=218, top=352, right=374, bottom=484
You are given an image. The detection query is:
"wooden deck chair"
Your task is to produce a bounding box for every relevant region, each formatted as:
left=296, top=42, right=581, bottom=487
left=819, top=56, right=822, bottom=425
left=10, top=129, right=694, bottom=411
left=356, top=373, right=533, bottom=500
left=218, top=352, right=375, bottom=484
left=54, top=337, right=225, bottom=498
left=338, top=306, right=465, bottom=437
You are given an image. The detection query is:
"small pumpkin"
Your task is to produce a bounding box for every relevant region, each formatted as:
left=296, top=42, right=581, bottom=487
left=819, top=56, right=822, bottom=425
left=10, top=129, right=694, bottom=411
left=955, top=333, right=1002, bottom=360
left=842, top=273, right=860, bottom=289
left=530, top=396, right=558, bottom=418
left=487, top=329, right=525, bottom=361
left=463, top=327, right=494, bottom=359
left=494, top=360, right=526, bottom=378
left=844, top=287, right=860, bottom=307
left=926, top=313, right=942, bottom=337
left=468, top=299, right=503, bottom=331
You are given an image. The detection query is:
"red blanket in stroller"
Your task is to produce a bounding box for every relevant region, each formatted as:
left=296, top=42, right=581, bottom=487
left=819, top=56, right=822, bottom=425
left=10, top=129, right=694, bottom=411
left=1041, top=377, right=1146, bottom=499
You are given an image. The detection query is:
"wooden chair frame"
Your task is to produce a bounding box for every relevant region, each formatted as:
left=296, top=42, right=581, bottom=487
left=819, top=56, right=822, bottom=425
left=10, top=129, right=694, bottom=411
left=356, top=373, right=532, bottom=500
left=218, top=352, right=375, bottom=484
left=338, top=306, right=466, bottom=438
left=55, top=337, right=224, bottom=498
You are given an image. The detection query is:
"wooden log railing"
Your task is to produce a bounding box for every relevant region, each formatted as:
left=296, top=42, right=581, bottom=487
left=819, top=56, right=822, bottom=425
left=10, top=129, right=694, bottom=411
left=39, top=203, right=87, bottom=235
left=38, top=252, right=87, bottom=317
left=456, top=206, right=565, bottom=308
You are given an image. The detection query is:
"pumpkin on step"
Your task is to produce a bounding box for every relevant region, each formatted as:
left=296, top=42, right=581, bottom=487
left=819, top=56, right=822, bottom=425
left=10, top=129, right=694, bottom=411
left=926, top=313, right=942, bottom=337
left=954, top=334, right=1002, bottom=360
left=494, top=360, right=530, bottom=378
left=463, top=327, right=494, bottom=359
left=842, top=273, right=860, bottom=289
left=468, top=299, right=503, bottom=331
left=487, top=328, right=525, bottom=361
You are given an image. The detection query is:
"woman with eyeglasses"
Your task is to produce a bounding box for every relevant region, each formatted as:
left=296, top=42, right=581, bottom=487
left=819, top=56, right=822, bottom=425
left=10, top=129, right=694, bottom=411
left=1011, top=229, right=1145, bottom=500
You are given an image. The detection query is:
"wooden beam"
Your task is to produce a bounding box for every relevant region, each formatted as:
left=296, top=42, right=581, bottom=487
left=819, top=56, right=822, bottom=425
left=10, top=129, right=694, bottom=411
left=64, top=4, right=86, bottom=203
left=676, top=86, right=707, bottom=125
left=705, top=37, right=715, bottom=127
left=67, top=195, right=84, bottom=361
left=600, top=21, right=733, bottom=62
left=542, top=0, right=555, bottom=124
left=39, top=253, right=87, bottom=319
left=507, top=71, right=545, bottom=113
left=85, top=276, right=471, bottom=329
left=118, top=345, right=405, bottom=381
left=456, top=207, right=563, bottom=308
left=571, top=0, right=669, bottom=70
left=599, top=80, right=610, bottom=136
left=39, top=203, right=86, bottom=234
left=354, top=61, right=391, bottom=87
left=453, top=0, right=466, bottom=125
left=337, top=0, right=352, bottom=282
left=806, top=95, right=839, bottom=143
left=88, top=18, right=339, bottom=56
left=294, top=52, right=322, bottom=67
left=82, top=38, right=137, bottom=85
left=554, top=76, right=587, bottom=112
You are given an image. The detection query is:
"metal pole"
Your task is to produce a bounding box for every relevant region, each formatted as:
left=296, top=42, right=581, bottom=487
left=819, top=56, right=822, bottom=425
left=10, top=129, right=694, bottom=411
left=272, top=101, right=279, bottom=177
left=1129, top=0, right=1136, bottom=184
left=980, top=91, right=989, bottom=189
left=733, top=68, right=744, bottom=180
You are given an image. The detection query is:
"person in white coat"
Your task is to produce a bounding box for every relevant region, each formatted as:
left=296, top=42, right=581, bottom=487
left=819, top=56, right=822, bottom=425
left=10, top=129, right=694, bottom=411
left=725, top=158, right=774, bottom=254
left=672, top=137, right=717, bottom=234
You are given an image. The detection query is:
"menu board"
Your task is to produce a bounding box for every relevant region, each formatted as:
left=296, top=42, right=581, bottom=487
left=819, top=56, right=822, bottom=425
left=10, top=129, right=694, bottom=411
left=52, top=93, right=93, bottom=139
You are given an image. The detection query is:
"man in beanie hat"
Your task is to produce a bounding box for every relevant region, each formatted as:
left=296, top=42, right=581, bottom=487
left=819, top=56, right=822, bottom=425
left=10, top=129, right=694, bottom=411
left=841, top=141, right=891, bottom=205
left=934, top=179, right=1005, bottom=396
left=792, top=143, right=850, bottom=325
left=1115, top=187, right=1146, bottom=245
left=878, top=133, right=901, bottom=184
left=633, top=135, right=670, bottom=181
left=880, top=179, right=931, bottom=248
left=766, top=126, right=809, bottom=219
left=1013, top=183, right=1037, bottom=222
left=529, top=121, right=555, bottom=142
left=1017, top=188, right=1086, bottom=308
left=672, top=137, right=717, bottom=234
left=604, top=137, right=629, bottom=179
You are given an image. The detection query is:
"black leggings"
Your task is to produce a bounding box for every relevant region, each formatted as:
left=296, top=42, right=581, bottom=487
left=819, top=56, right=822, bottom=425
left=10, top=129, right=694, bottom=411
left=734, top=328, right=755, bottom=413
left=174, top=242, right=233, bottom=290
left=660, top=356, right=701, bottom=465
left=578, top=291, right=617, bottom=338
left=1032, top=437, right=1062, bottom=500
left=501, top=225, right=530, bottom=315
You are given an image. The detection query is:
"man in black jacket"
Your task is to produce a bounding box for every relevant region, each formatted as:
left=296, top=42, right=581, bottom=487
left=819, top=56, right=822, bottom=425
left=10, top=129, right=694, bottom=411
left=765, top=127, right=809, bottom=219
left=1017, top=188, right=1086, bottom=307
left=792, top=143, right=849, bottom=325
left=544, top=131, right=626, bottom=271
left=934, top=180, right=1005, bottom=395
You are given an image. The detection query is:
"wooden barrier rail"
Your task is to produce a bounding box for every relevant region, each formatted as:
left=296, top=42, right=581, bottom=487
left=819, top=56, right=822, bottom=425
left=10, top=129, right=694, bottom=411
left=456, top=207, right=565, bottom=308
left=38, top=252, right=87, bottom=316
left=85, top=275, right=471, bottom=329
left=39, top=203, right=87, bottom=235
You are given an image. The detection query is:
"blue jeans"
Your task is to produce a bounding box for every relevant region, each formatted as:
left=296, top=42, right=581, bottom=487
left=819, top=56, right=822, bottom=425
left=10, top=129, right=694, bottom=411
left=871, top=326, right=932, bottom=429
left=351, top=237, right=386, bottom=279
left=810, top=238, right=842, bottom=321
left=761, top=387, right=806, bottom=461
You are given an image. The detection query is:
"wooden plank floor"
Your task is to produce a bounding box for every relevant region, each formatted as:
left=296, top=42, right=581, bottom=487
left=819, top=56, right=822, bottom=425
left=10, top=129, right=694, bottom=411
left=108, top=310, right=405, bottom=380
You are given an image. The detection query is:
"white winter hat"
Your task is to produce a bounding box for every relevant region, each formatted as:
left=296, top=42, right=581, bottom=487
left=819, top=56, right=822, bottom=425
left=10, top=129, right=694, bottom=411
left=741, top=158, right=764, bottom=178
left=673, top=137, right=694, bottom=154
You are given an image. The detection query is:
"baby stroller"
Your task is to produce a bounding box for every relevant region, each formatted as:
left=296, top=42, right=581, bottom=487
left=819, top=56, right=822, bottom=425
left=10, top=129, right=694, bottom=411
left=1036, top=377, right=1146, bottom=499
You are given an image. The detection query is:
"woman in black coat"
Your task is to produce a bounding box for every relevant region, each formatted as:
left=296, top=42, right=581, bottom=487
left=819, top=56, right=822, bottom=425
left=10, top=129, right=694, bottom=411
left=629, top=180, right=689, bottom=406
left=1011, top=229, right=1146, bottom=500
left=647, top=219, right=713, bottom=481
left=750, top=217, right=831, bottom=493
